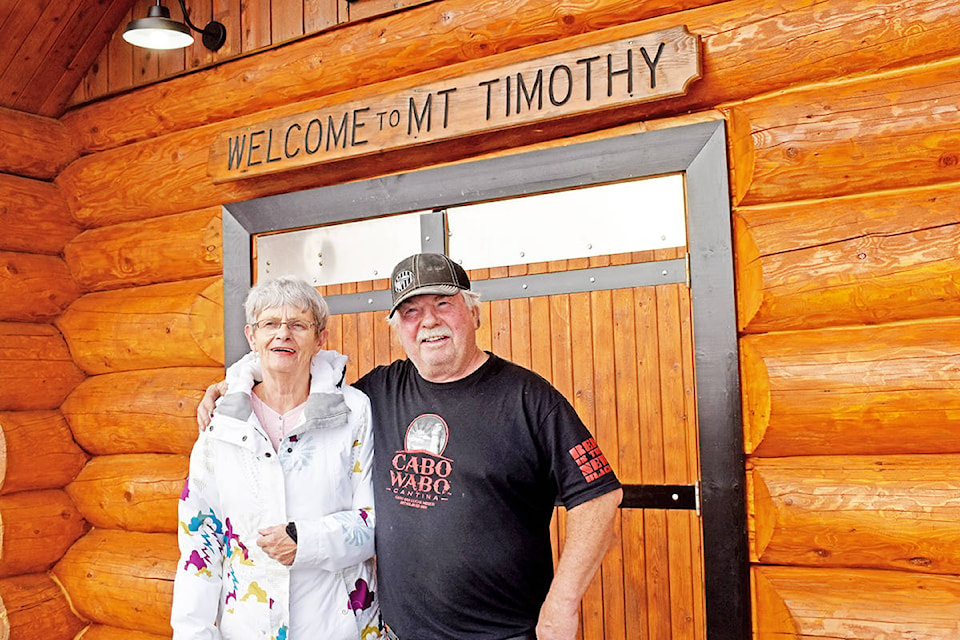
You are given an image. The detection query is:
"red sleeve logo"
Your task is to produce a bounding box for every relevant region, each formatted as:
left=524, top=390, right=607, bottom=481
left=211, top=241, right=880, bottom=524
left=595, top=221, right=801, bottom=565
left=568, top=437, right=612, bottom=482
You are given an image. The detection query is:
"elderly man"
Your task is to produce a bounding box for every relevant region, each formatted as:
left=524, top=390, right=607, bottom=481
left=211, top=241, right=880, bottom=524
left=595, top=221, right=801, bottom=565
left=201, top=253, right=623, bottom=640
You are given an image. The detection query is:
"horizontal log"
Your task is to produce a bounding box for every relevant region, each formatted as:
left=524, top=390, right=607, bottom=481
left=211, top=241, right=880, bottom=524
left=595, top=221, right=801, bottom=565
left=0, top=323, right=86, bottom=411
left=750, top=455, right=960, bottom=574
left=0, top=573, right=86, bottom=640
left=0, top=106, right=77, bottom=180
left=56, top=278, right=223, bottom=374
left=742, top=318, right=960, bottom=457
left=0, top=489, right=88, bottom=577
left=61, top=0, right=725, bottom=153
left=66, top=454, right=188, bottom=533
left=753, top=565, right=960, bottom=639
left=727, top=58, right=960, bottom=206
left=0, top=174, right=79, bottom=254
left=61, top=367, right=220, bottom=455
left=0, top=410, right=88, bottom=494
left=347, top=0, right=434, bottom=21
left=735, top=183, right=960, bottom=332
left=53, top=529, right=177, bottom=636
left=80, top=624, right=172, bottom=640
left=0, top=251, right=81, bottom=322
left=64, top=207, right=222, bottom=292
left=59, top=104, right=660, bottom=228
left=63, top=0, right=960, bottom=155
left=58, top=0, right=960, bottom=224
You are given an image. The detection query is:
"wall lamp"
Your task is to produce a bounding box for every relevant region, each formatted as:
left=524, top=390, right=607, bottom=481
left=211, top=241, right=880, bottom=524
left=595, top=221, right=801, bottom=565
left=123, top=0, right=227, bottom=51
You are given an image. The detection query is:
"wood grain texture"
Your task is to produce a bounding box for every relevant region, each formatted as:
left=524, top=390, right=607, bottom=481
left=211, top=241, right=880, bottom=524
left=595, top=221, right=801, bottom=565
left=0, top=489, right=89, bottom=577
left=72, top=24, right=109, bottom=108
left=0, top=174, right=79, bottom=255
left=0, top=0, right=133, bottom=117
left=0, top=1, right=85, bottom=110
left=324, top=257, right=702, bottom=640
left=741, top=319, right=960, bottom=457
left=209, top=0, right=241, bottom=60
left=242, top=0, right=273, bottom=51
left=61, top=0, right=960, bottom=228
left=0, top=573, right=86, bottom=640
left=61, top=28, right=706, bottom=226
left=0, top=106, right=76, bottom=179
left=78, top=624, right=172, bottom=640
left=56, top=278, right=224, bottom=374
left=0, top=251, right=81, bottom=322
left=750, top=455, right=960, bottom=575
left=64, top=207, right=222, bottom=292
left=53, top=529, right=177, bottom=636
left=305, top=0, right=339, bottom=32
left=35, top=0, right=135, bottom=117
left=61, top=367, right=221, bottom=455
left=25, top=1, right=960, bottom=636
left=106, top=5, right=134, bottom=93
left=66, top=454, right=187, bottom=532
left=735, top=183, right=960, bottom=333
left=753, top=565, right=960, bottom=639
left=63, top=0, right=725, bottom=152
left=0, top=323, right=86, bottom=411
left=131, top=0, right=160, bottom=86
left=0, top=410, right=88, bottom=494
left=726, top=58, right=960, bottom=206
left=345, top=0, right=432, bottom=22
left=205, top=26, right=699, bottom=183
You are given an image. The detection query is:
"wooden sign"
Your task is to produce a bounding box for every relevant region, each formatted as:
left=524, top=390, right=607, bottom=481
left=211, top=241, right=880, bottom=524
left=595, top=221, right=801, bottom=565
left=208, top=26, right=700, bottom=182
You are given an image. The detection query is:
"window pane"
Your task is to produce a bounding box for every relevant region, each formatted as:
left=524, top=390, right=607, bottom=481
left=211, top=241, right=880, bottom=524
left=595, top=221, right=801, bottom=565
left=447, top=174, right=686, bottom=270
left=255, top=211, right=425, bottom=286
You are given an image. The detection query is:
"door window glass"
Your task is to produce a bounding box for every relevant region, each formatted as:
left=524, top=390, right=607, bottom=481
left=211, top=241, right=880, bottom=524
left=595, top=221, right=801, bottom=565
left=447, top=173, right=685, bottom=269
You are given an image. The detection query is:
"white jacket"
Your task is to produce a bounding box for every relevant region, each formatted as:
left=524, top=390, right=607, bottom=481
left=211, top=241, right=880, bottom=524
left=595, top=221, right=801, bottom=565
left=172, top=351, right=379, bottom=640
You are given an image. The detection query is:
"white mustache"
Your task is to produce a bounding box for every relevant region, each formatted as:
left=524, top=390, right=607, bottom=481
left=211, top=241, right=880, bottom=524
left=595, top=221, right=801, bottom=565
left=418, top=330, right=451, bottom=343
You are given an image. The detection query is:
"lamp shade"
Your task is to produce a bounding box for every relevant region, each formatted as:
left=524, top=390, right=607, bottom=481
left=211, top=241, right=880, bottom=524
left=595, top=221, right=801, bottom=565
left=123, top=4, right=194, bottom=50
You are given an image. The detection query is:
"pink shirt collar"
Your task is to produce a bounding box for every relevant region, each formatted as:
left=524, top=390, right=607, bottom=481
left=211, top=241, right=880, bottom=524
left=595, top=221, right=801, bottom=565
left=251, top=391, right=307, bottom=451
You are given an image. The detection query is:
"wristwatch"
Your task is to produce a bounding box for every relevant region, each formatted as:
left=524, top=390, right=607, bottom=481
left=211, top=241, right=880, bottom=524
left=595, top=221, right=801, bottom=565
left=285, top=521, right=298, bottom=543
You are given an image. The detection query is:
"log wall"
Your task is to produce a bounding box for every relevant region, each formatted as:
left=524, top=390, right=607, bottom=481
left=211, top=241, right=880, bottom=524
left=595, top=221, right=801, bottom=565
left=0, top=107, right=86, bottom=637
left=721, top=3, right=960, bottom=631
left=0, top=574, right=86, bottom=640
left=3, top=0, right=960, bottom=637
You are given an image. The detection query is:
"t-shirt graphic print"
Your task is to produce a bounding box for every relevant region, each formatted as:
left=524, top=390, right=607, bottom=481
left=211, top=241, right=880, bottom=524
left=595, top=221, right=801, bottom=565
left=387, top=413, right=453, bottom=510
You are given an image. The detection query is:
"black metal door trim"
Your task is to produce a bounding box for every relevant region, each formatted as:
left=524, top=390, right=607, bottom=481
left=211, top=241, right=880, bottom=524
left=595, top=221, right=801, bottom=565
left=222, top=119, right=749, bottom=640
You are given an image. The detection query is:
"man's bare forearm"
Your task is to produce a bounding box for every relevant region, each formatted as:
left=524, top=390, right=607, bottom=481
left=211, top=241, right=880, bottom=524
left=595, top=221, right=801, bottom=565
left=536, top=488, right=623, bottom=640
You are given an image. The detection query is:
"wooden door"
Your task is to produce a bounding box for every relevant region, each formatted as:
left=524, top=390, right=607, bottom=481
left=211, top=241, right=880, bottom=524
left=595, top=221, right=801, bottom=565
left=230, top=121, right=742, bottom=639
left=320, top=247, right=705, bottom=640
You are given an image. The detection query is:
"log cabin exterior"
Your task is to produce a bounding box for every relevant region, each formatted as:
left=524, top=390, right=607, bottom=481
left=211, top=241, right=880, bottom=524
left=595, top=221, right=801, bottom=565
left=1, top=0, right=960, bottom=638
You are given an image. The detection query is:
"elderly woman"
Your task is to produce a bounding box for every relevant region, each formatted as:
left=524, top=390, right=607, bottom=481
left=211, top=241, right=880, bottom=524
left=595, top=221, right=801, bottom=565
left=172, top=276, right=379, bottom=640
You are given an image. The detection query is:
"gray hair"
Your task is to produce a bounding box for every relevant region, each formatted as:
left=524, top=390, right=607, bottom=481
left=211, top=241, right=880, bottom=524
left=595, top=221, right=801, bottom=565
left=244, top=276, right=329, bottom=332
left=387, top=289, right=481, bottom=329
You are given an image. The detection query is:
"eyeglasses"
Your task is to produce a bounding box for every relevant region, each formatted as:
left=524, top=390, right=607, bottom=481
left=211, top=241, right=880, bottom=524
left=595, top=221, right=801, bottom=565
left=251, top=318, right=317, bottom=334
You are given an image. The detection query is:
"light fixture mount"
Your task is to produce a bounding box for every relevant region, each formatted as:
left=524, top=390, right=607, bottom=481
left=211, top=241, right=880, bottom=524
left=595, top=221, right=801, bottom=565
left=123, top=0, right=227, bottom=52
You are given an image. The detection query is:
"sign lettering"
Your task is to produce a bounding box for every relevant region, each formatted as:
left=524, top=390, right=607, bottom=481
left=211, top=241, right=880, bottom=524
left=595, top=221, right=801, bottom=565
left=208, top=26, right=700, bottom=182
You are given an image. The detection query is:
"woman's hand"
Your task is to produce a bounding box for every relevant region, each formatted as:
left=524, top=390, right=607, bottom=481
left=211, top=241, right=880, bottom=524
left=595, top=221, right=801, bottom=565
left=257, top=525, right=297, bottom=566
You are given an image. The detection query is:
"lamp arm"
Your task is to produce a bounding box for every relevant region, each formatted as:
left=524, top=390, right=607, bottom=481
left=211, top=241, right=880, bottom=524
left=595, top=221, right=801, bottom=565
left=176, top=0, right=203, bottom=33
left=175, top=0, right=227, bottom=51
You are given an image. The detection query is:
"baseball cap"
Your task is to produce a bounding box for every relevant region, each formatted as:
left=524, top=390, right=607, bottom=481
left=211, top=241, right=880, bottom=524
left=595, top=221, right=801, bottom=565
left=388, top=253, right=471, bottom=317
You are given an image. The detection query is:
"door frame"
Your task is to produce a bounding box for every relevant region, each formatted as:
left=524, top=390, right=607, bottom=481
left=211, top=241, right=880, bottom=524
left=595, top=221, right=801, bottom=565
left=222, top=119, right=748, bottom=639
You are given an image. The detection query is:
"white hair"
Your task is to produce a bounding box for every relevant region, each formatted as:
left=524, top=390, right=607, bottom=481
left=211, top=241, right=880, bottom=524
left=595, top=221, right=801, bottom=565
left=244, top=276, right=329, bottom=332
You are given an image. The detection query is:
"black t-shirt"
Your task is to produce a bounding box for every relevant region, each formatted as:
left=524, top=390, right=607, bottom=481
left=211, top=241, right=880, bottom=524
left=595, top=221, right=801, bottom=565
left=355, top=354, right=621, bottom=640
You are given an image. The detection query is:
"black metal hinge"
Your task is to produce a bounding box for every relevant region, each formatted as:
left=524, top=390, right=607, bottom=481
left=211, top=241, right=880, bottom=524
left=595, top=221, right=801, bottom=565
left=619, top=483, right=699, bottom=511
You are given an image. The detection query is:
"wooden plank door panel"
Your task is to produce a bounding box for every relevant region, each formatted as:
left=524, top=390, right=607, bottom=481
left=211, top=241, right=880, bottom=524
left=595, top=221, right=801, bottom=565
left=321, top=253, right=704, bottom=640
